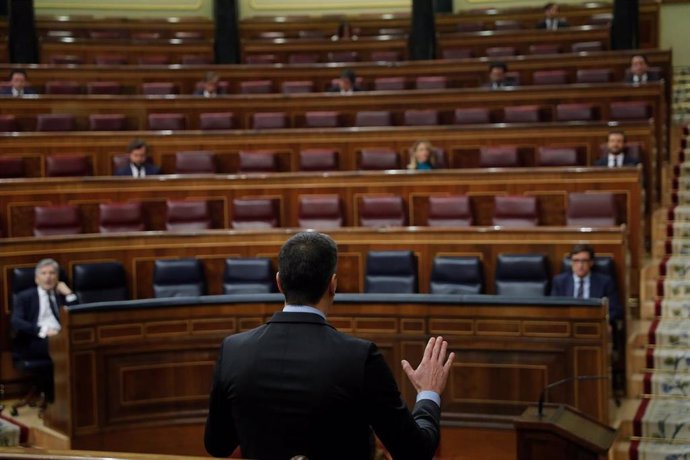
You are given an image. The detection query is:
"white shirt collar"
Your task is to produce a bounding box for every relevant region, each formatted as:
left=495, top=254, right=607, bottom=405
left=283, top=305, right=326, bottom=319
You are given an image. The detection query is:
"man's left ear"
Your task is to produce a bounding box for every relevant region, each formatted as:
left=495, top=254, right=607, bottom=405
left=275, top=272, right=284, bottom=294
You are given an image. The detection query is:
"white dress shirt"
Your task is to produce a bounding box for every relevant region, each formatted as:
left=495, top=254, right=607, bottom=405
left=37, top=287, right=62, bottom=338
left=608, top=153, right=625, bottom=168
left=572, top=274, right=591, bottom=299
left=129, top=164, right=145, bottom=177
left=11, top=88, right=24, bottom=97
left=632, top=73, right=648, bottom=84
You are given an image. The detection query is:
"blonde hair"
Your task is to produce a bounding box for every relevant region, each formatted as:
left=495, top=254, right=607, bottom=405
left=407, top=140, right=436, bottom=170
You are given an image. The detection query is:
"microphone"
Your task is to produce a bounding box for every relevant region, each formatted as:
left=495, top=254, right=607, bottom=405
left=537, top=375, right=609, bottom=417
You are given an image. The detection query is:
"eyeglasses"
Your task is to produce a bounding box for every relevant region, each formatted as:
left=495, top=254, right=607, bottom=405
left=571, top=258, right=592, bottom=264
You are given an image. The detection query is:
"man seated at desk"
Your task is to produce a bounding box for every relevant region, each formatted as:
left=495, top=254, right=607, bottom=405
left=536, top=3, right=569, bottom=30
left=625, top=54, right=661, bottom=84
left=484, top=62, right=518, bottom=89
left=594, top=130, right=641, bottom=168
left=113, top=138, right=161, bottom=177
left=0, top=69, right=37, bottom=96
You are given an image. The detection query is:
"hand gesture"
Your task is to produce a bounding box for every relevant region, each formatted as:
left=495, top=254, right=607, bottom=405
left=401, top=336, right=455, bottom=395
left=55, top=281, right=73, bottom=296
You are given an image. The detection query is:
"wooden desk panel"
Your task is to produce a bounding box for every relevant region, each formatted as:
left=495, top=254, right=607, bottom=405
left=43, top=293, right=610, bottom=455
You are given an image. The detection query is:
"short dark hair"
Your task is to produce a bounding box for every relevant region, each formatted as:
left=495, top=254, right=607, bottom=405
left=8, top=68, right=27, bottom=80
left=340, top=68, right=356, bottom=85
left=127, top=138, right=148, bottom=153
left=608, top=130, right=626, bottom=142
left=489, top=61, right=507, bottom=72
left=544, top=2, right=556, bottom=11
left=570, top=243, right=594, bottom=260
left=632, top=54, right=649, bottom=65
left=278, top=232, right=337, bottom=306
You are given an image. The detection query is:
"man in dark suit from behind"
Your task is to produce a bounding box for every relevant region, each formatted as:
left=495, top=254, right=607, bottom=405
left=0, top=69, right=37, bottom=96
left=11, top=259, right=79, bottom=402
left=536, top=3, right=569, bottom=30
left=550, top=244, right=622, bottom=322
left=594, top=130, right=641, bottom=168
left=205, top=232, right=455, bottom=460
left=625, top=54, right=660, bottom=84
left=113, top=138, right=161, bottom=177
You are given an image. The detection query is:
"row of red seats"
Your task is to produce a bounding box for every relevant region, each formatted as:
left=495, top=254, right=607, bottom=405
left=0, top=101, right=652, bottom=132
left=12, top=192, right=619, bottom=238
left=0, top=144, right=641, bottom=178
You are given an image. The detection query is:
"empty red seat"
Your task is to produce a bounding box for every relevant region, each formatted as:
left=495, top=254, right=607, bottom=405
left=297, top=30, right=324, bottom=39
left=528, top=44, right=562, bottom=55
left=479, top=146, right=519, bottom=168
left=441, top=48, right=473, bottom=59
left=45, top=80, right=82, bottom=95
left=0, top=158, right=24, bottom=178
left=148, top=113, right=186, bottom=130
left=374, top=77, right=406, bottom=91
left=281, top=81, right=314, bottom=94
left=587, top=14, right=612, bottom=26
left=494, top=20, right=520, bottom=30
left=415, top=76, right=448, bottom=90
left=175, top=151, right=217, bottom=174
left=503, top=105, right=541, bottom=123
left=166, top=200, right=212, bottom=231
left=137, top=55, right=171, bottom=65
left=49, top=55, right=84, bottom=65
left=304, top=111, right=340, bottom=128
left=609, top=101, right=651, bottom=120
left=532, top=70, right=568, bottom=85
left=46, top=155, right=91, bottom=177
left=86, top=81, right=123, bottom=95
left=371, top=51, right=401, bottom=62
left=403, top=109, right=439, bottom=126
left=454, top=108, right=491, bottom=124
left=555, top=103, right=596, bottom=121
left=142, top=82, right=179, bottom=95
left=355, top=111, right=392, bottom=127
left=252, top=112, right=287, bottom=129
left=378, top=28, right=405, bottom=36
left=298, top=195, right=343, bottom=229
left=99, top=202, right=145, bottom=233
left=0, top=115, right=18, bottom=132
left=455, top=22, right=483, bottom=32
left=36, top=114, right=76, bottom=132
left=288, top=53, right=320, bottom=64
left=492, top=196, right=538, bottom=227
left=199, top=112, right=234, bottom=130
left=95, top=54, right=128, bottom=65
left=359, top=195, right=406, bottom=227
left=245, top=54, right=277, bottom=64
left=33, top=205, right=82, bottom=236
left=132, top=32, right=161, bottom=40
left=566, top=192, right=617, bottom=226
left=181, top=55, right=213, bottom=65
left=240, top=80, right=274, bottom=94
left=175, top=31, right=204, bottom=39
left=576, top=69, right=613, bottom=83
left=327, top=51, right=358, bottom=63
left=571, top=41, right=603, bottom=53
left=299, top=149, right=339, bottom=171
left=485, top=46, right=516, bottom=57
left=359, top=148, right=400, bottom=170
left=239, top=150, right=279, bottom=172
left=231, top=197, right=279, bottom=229
left=427, top=195, right=472, bottom=227
left=89, top=114, right=127, bottom=131
left=536, top=147, right=579, bottom=166
left=89, top=30, right=125, bottom=39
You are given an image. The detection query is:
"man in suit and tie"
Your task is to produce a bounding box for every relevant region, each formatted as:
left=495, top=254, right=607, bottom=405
left=113, top=139, right=161, bottom=177
left=536, top=3, right=569, bottom=30
left=205, top=232, right=455, bottom=460
left=484, top=62, right=518, bottom=89
left=550, top=244, right=622, bottom=322
left=625, top=54, right=661, bottom=84
left=194, top=71, right=221, bottom=97
left=11, top=259, right=79, bottom=402
left=595, top=130, right=641, bottom=168
left=0, top=69, right=37, bottom=96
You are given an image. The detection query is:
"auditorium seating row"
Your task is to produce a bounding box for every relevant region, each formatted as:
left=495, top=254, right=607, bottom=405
left=8, top=252, right=617, bottom=305
left=4, top=192, right=622, bottom=238
left=1, top=66, right=662, bottom=96
left=0, top=100, right=654, bottom=132
left=0, top=144, right=645, bottom=178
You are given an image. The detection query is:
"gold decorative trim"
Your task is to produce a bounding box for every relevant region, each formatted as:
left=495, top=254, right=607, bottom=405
left=37, top=0, right=202, bottom=11
left=250, top=0, right=409, bottom=10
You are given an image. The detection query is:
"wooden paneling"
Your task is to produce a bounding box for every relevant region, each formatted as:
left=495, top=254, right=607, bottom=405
left=43, top=294, right=609, bottom=456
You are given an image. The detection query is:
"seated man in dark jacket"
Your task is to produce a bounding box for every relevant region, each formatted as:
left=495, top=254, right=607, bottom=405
left=0, top=69, right=37, bottom=96
left=113, top=138, right=161, bottom=177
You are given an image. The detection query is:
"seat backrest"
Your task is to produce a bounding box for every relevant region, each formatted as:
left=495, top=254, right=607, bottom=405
left=532, top=70, right=568, bottom=85
left=11, top=267, right=38, bottom=309
left=232, top=198, right=279, bottom=229
left=365, top=250, right=418, bottom=294
left=175, top=151, right=217, bottom=174
left=239, top=150, right=279, bottom=172
left=576, top=68, right=612, bottom=84
left=141, top=82, right=179, bottom=95
left=36, top=114, right=77, bottom=132
left=494, top=20, right=520, bottom=30
left=454, top=108, right=491, bottom=124
left=492, top=196, right=538, bottom=227
left=252, top=112, right=287, bottom=130
left=223, top=257, right=276, bottom=294
left=89, top=114, right=127, bottom=131
left=371, top=51, right=401, bottom=62
left=148, top=113, right=186, bottom=130
left=137, top=55, right=171, bottom=65
left=355, top=111, right=392, bottom=127
left=495, top=254, right=549, bottom=296
left=298, top=195, right=343, bottom=229
left=281, top=81, right=315, bottom=94
left=536, top=147, right=579, bottom=167
left=0, top=157, right=25, bottom=178
left=566, top=192, right=617, bottom=227
left=327, top=51, right=358, bottom=63
left=503, top=105, right=541, bottom=123
left=609, top=101, right=651, bottom=120
left=430, top=256, right=484, bottom=294
left=415, top=76, right=447, bottom=90
left=33, top=205, right=82, bottom=236
left=304, top=111, right=340, bottom=128
left=403, top=109, right=439, bottom=126
left=374, top=77, right=406, bottom=91
left=485, top=46, right=516, bottom=57
left=555, top=103, right=595, bottom=122
left=359, top=195, right=406, bottom=227
left=571, top=41, right=604, bottom=52
left=199, top=112, right=234, bottom=130
left=46, top=155, right=91, bottom=177
left=239, top=80, right=273, bottom=94
left=528, top=44, right=561, bottom=55
left=0, top=114, right=18, bottom=132
left=358, top=148, right=399, bottom=170
left=95, top=54, right=128, bottom=65
left=299, top=148, right=339, bottom=171
left=288, top=53, right=320, bottom=64
left=99, top=202, right=145, bottom=233
left=153, top=259, right=205, bottom=298
left=479, top=146, right=519, bottom=168
left=427, top=195, right=472, bottom=227
left=165, top=200, right=211, bottom=231
left=73, top=262, right=129, bottom=303
left=442, top=48, right=473, bottom=59
left=45, top=80, right=82, bottom=95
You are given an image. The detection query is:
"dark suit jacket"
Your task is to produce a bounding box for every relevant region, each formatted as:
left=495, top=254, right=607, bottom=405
left=624, top=73, right=661, bottom=84
left=0, top=87, right=37, bottom=96
left=536, top=19, right=569, bottom=29
left=205, top=311, right=441, bottom=460
left=594, top=153, right=641, bottom=167
left=113, top=163, right=161, bottom=177
left=550, top=272, right=622, bottom=321
left=326, top=84, right=363, bottom=93
left=11, top=287, right=78, bottom=359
